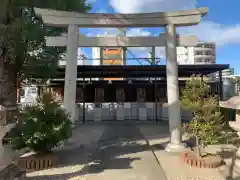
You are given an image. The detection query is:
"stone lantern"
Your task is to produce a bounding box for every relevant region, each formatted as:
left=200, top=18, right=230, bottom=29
left=220, top=95, right=240, bottom=124
left=220, top=95, right=240, bottom=168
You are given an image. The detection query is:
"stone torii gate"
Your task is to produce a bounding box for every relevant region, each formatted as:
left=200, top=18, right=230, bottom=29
left=34, top=7, right=208, bottom=152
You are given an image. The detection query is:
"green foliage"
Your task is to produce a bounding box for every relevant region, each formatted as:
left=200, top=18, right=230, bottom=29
left=8, top=92, right=72, bottom=154
left=0, top=0, right=91, bottom=83
left=181, top=76, right=223, bottom=148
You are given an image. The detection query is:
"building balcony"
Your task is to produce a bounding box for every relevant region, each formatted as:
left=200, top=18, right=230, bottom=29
left=194, top=55, right=216, bottom=59
left=194, top=47, right=215, bottom=53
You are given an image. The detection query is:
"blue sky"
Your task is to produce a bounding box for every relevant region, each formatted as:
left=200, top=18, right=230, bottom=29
left=79, top=0, right=240, bottom=73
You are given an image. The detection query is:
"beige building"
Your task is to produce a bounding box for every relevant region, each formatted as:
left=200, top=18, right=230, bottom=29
left=177, top=42, right=216, bottom=65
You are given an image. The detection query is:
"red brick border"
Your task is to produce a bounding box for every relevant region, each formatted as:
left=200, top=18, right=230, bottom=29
left=180, top=151, right=223, bottom=168
left=18, top=153, right=58, bottom=172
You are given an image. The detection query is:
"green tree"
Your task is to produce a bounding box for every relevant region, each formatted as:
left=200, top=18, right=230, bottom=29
left=0, top=0, right=91, bottom=108
left=8, top=91, right=72, bottom=154
left=181, top=76, right=223, bottom=158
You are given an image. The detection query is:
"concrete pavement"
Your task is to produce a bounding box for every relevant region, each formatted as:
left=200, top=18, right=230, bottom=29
left=83, top=124, right=168, bottom=180
left=26, top=122, right=229, bottom=180
left=26, top=123, right=167, bottom=180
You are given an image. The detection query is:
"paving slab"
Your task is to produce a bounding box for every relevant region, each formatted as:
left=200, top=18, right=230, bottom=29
left=83, top=124, right=168, bottom=180
left=25, top=123, right=167, bottom=180
left=139, top=124, right=226, bottom=180
left=26, top=124, right=106, bottom=180
left=24, top=122, right=234, bottom=180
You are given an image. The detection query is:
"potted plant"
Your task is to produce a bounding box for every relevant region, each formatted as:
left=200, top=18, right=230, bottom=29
left=180, top=75, right=223, bottom=168
left=8, top=92, right=72, bottom=171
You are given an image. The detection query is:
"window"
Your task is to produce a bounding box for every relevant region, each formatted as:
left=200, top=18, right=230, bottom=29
left=195, top=51, right=203, bottom=55
left=196, top=43, right=214, bottom=49
left=196, top=59, right=203, bottom=62
left=204, top=58, right=211, bottom=63
left=196, top=51, right=213, bottom=56
left=206, top=51, right=212, bottom=55
left=197, top=44, right=205, bottom=48
left=207, top=44, right=213, bottom=48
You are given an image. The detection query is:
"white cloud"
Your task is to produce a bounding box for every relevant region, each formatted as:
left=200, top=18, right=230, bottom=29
left=126, top=28, right=154, bottom=61
left=126, top=28, right=151, bottom=36
left=86, top=27, right=157, bottom=63
left=109, top=0, right=197, bottom=14
left=87, top=22, right=240, bottom=47
left=85, top=22, right=240, bottom=63
left=87, top=27, right=151, bottom=37
left=108, top=0, right=240, bottom=46
left=86, top=28, right=119, bottom=37
left=178, top=21, right=240, bottom=46
left=129, top=21, right=240, bottom=59
left=86, top=27, right=165, bottom=62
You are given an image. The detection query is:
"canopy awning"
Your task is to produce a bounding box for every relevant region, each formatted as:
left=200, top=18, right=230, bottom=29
left=49, top=64, right=229, bottom=78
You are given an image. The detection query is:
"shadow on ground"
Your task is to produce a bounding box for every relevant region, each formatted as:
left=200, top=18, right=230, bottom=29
left=26, top=123, right=170, bottom=180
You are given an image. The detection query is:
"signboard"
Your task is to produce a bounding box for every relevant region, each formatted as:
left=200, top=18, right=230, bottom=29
left=103, top=48, right=123, bottom=81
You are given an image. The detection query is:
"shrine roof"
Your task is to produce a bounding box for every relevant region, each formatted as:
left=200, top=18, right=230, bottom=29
left=51, top=64, right=229, bottom=78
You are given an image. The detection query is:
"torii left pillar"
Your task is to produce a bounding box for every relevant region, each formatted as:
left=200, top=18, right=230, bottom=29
left=63, top=24, right=79, bottom=125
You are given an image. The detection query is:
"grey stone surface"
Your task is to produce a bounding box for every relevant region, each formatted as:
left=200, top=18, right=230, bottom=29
left=0, top=163, right=26, bottom=180
left=26, top=124, right=106, bottom=180
left=139, top=124, right=225, bottom=180
left=34, top=7, right=208, bottom=27
left=83, top=124, right=168, bottom=180
left=26, top=123, right=168, bottom=180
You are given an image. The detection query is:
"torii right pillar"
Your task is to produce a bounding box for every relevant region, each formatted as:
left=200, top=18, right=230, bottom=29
left=165, top=24, right=186, bottom=152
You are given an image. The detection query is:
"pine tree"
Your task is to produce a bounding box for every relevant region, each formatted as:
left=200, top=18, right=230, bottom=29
left=181, top=75, right=223, bottom=158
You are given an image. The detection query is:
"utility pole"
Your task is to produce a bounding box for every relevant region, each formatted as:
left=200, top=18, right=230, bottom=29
left=148, top=46, right=156, bottom=65
left=152, top=46, right=156, bottom=64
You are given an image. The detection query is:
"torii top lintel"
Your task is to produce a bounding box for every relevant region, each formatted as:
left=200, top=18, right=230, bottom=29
left=34, top=7, right=208, bottom=28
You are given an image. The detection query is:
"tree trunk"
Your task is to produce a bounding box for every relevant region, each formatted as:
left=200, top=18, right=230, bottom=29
left=0, top=55, right=18, bottom=125
left=200, top=139, right=204, bottom=155
left=196, top=137, right=201, bottom=159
